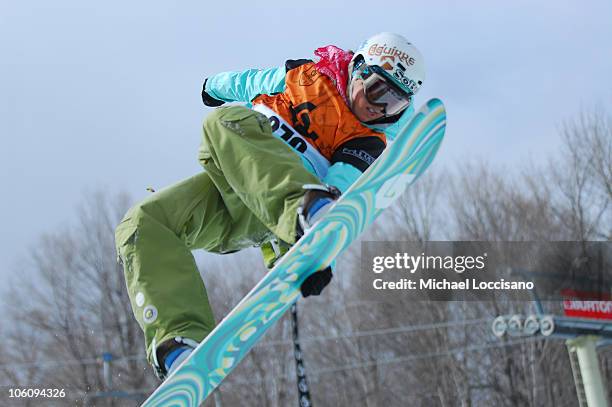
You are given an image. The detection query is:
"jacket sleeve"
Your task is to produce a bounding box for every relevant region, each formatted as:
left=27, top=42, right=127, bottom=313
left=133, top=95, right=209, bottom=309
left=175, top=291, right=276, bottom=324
left=323, top=136, right=386, bottom=193
left=323, top=162, right=362, bottom=193
left=202, top=66, right=286, bottom=105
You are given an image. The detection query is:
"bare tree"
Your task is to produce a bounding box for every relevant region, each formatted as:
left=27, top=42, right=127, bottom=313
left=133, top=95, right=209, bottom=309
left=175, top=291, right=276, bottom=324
left=1, top=110, right=610, bottom=407
left=371, top=169, right=450, bottom=242
left=550, top=110, right=612, bottom=240
left=0, top=191, right=155, bottom=406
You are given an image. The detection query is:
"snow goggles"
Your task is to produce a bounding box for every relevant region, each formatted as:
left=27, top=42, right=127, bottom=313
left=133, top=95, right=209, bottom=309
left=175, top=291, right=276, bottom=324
left=358, top=64, right=412, bottom=116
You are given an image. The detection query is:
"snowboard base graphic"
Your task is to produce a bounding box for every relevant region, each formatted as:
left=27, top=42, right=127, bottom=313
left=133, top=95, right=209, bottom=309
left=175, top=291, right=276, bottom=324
left=142, top=98, right=447, bottom=406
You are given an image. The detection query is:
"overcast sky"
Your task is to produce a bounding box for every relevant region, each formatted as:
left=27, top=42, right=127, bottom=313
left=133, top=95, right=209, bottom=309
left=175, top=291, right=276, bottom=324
left=1, top=0, right=611, bottom=280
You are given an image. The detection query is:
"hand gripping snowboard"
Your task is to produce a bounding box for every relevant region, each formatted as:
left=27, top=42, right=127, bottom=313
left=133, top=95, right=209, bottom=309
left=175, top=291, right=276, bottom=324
left=142, top=98, right=446, bottom=406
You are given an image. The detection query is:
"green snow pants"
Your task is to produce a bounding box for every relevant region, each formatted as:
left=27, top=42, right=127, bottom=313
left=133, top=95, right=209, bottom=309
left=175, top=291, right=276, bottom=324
left=114, top=106, right=321, bottom=365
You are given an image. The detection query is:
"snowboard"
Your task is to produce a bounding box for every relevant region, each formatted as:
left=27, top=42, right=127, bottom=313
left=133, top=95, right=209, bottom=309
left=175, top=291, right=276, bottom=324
left=142, top=98, right=447, bottom=406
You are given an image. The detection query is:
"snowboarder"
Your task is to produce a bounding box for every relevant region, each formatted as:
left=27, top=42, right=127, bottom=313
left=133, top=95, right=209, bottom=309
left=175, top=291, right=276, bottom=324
left=114, top=32, right=425, bottom=380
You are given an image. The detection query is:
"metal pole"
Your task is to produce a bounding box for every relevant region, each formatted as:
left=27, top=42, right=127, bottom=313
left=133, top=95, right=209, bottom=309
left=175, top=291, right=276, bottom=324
left=291, top=303, right=313, bottom=407
left=566, top=336, right=609, bottom=407
left=213, top=388, right=223, bottom=407
left=102, top=352, right=113, bottom=390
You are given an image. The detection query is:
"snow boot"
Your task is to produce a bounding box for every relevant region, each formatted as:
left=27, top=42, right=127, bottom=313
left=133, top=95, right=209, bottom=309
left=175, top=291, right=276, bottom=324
left=152, top=336, right=199, bottom=381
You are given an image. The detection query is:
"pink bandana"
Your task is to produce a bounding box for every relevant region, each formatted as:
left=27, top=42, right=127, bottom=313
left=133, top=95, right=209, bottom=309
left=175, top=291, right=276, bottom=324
left=314, top=45, right=353, bottom=104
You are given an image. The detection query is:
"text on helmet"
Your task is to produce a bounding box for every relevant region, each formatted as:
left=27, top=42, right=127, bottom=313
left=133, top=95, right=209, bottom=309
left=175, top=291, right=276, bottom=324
left=368, top=44, right=416, bottom=66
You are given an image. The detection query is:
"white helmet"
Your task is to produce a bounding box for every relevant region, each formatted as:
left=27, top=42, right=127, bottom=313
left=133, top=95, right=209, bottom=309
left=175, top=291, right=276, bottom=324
left=351, top=32, right=425, bottom=96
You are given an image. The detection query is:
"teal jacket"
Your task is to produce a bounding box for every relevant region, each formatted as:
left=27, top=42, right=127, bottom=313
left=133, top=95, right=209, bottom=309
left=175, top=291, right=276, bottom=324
left=203, top=64, right=415, bottom=193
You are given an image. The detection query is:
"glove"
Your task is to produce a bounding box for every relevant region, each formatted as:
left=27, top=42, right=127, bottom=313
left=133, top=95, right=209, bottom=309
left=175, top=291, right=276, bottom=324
left=261, top=239, right=333, bottom=298
left=300, top=266, right=333, bottom=298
